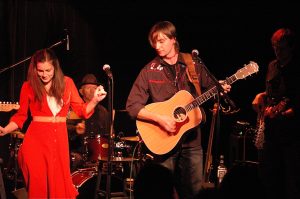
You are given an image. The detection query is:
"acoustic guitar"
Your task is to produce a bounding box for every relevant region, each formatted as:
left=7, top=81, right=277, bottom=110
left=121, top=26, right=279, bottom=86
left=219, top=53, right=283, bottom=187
left=136, top=61, right=259, bottom=155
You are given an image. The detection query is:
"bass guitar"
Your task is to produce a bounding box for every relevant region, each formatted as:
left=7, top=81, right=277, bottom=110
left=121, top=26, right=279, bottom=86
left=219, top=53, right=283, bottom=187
left=136, top=61, right=259, bottom=155
left=254, top=97, right=290, bottom=149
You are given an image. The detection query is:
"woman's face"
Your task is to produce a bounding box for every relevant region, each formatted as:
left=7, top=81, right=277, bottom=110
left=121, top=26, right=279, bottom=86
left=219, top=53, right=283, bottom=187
left=36, top=61, right=55, bottom=85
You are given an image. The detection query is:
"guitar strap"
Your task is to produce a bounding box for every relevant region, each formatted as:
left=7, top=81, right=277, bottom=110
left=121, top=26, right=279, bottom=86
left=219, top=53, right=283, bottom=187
left=181, top=53, right=201, bottom=96
left=181, top=53, right=206, bottom=123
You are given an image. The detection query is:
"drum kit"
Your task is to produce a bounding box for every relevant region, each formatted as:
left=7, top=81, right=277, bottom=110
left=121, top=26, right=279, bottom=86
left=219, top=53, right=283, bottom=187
left=69, top=128, right=144, bottom=198
left=69, top=133, right=142, bottom=168
left=72, top=134, right=144, bottom=198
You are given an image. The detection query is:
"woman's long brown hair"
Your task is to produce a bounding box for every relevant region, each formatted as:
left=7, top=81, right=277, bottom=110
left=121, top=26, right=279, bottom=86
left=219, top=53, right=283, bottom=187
left=27, top=48, right=65, bottom=105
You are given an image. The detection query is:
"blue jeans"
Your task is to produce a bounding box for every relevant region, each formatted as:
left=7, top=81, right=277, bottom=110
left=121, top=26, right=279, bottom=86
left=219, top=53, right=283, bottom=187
left=160, top=145, right=203, bottom=199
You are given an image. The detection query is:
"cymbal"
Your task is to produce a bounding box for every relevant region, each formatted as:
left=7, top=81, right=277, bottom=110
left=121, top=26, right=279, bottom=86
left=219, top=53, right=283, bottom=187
left=115, top=109, right=127, bottom=112
left=11, top=131, right=25, bottom=139
left=67, top=111, right=82, bottom=120
left=99, top=157, right=139, bottom=162
left=120, top=136, right=141, bottom=142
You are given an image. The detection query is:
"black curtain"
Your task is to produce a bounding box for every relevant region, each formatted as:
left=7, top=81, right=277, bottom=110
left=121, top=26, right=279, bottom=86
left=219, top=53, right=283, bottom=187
left=0, top=0, right=299, bottom=180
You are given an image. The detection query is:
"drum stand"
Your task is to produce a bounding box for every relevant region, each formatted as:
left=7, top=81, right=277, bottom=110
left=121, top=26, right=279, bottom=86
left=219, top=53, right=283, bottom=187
left=0, top=158, right=7, bottom=199
left=6, top=134, right=23, bottom=191
left=92, top=138, right=143, bottom=199
left=94, top=155, right=140, bottom=199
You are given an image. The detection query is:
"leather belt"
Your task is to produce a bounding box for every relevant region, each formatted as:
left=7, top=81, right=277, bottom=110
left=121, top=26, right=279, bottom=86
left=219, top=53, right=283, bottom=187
left=32, top=116, right=66, bottom=123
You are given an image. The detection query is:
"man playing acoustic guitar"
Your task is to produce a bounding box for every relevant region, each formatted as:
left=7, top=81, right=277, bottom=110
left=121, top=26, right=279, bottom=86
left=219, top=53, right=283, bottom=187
left=126, top=21, right=233, bottom=199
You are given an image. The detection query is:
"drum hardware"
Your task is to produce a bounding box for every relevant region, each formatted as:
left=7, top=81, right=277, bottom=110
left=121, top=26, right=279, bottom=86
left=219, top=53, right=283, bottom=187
left=229, top=121, right=258, bottom=167
left=0, top=157, right=7, bottom=199
left=70, top=135, right=145, bottom=198
left=114, top=140, right=132, bottom=158
left=232, top=121, right=256, bottom=137
left=4, top=132, right=24, bottom=191
left=124, top=177, right=134, bottom=196
left=70, top=152, right=85, bottom=172
left=119, top=135, right=141, bottom=142
left=93, top=156, right=140, bottom=199
left=94, top=140, right=142, bottom=199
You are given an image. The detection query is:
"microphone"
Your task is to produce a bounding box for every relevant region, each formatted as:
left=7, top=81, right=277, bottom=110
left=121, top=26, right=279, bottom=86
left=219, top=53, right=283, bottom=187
left=191, top=49, right=203, bottom=63
left=66, top=34, right=69, bottom=51
left=103, top=64, right=113, bottom=78
left=64, top=29, right=69, bottom=51
left=192, top=49, right=199, bottom=57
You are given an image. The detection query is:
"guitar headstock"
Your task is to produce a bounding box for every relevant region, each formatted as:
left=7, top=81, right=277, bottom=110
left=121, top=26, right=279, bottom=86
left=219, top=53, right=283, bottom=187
left=0, top=102, right=20, bottom=112
left=235, top=61, right=259, bottom=80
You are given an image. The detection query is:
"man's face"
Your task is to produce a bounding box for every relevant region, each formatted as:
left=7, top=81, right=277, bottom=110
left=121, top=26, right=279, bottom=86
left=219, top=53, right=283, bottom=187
left=80, top=84, right=98, bottom=102
left=153, top=32, right=176, bottom=58
left=272, top=40, right=293, bottom=61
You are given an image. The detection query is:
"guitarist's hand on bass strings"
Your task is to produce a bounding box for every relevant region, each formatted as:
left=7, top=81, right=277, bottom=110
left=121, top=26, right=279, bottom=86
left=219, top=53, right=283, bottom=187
left=264, top=106, right=282, bottom=119
left=264, top=98, right=290, bottom=119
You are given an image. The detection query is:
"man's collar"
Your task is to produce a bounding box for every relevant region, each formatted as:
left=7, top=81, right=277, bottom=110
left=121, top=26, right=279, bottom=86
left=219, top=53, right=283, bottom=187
left=158, top=53, right=186, bottom=66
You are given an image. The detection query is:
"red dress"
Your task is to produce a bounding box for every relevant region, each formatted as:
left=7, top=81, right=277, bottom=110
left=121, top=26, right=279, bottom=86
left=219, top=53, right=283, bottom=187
left=11, top=76, right=93, bottom=198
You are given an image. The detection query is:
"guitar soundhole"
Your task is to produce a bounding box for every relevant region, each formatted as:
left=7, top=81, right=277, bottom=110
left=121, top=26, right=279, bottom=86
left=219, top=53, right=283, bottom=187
left=173, top=107, right=187, bottom=122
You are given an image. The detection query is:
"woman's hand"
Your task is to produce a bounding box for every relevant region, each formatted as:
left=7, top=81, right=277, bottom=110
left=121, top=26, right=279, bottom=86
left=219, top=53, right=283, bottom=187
left=0, top=126, right=8, bottom=136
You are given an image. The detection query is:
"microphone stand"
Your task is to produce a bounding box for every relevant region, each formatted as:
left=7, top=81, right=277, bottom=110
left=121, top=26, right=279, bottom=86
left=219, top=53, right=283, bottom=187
left=106, top=74, right=114, bottom=199
left=194, top=55, right=231, bottom=184
left=94, top=73, right=114, bottom=199
left=0, top=37, right=68, bottom=74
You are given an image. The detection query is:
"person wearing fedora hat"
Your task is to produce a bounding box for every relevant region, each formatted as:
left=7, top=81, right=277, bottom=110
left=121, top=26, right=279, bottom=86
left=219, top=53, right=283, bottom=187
left=67, top=73, right=110, bottom=168
left=80, top=73, right=101, bottom=88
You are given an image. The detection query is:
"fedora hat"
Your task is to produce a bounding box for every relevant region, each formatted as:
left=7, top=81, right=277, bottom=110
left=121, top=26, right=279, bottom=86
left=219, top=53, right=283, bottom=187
left=80, top=74, right=100, bottom=88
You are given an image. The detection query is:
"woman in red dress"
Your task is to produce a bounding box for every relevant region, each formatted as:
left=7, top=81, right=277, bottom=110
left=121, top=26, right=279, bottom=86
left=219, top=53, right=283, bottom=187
left=0, top=48, right=107, bottom=198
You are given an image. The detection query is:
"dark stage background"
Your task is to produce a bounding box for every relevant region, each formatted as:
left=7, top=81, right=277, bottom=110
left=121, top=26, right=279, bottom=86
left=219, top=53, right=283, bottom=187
left=0, top=0, right=299, bottom=191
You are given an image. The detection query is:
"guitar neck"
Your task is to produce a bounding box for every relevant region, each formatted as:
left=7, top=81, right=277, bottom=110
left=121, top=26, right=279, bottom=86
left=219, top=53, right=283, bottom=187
left=186, top=74, right=237, bottom=111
